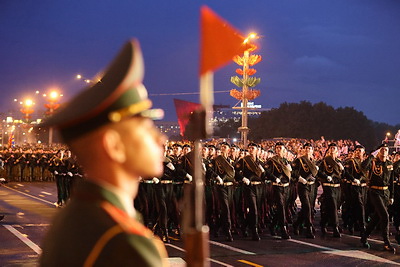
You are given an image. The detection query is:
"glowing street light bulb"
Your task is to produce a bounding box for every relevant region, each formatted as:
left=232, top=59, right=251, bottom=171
left=76, top=74, right=82, bottom=79
left=243, top=32, right=258, bottom=44
left=387, top=132, right=391, bottom=137
left=49, top=91, right=59, bottom=100
left=25, top=99, right=33, bottom=107
left=84, top=79, right=91, bottom=83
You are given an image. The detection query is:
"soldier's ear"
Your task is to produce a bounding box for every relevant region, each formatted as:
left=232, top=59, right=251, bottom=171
left=102, top=129, right=126, bottom=164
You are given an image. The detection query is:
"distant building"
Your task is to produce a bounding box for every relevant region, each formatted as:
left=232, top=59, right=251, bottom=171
left=212, top=102, right=270, bottom=123
left=155, top=121, right=180, bottom=138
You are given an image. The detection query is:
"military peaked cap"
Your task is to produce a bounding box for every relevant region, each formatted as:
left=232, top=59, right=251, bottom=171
left=303, top=142, right=313, bottom=148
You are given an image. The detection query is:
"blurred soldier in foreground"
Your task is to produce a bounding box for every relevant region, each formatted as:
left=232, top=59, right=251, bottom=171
left=39, top=40, right=169, bottom=266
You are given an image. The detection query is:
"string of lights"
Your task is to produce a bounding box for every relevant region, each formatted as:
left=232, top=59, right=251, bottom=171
left=149, top=90, right=230, bottom=96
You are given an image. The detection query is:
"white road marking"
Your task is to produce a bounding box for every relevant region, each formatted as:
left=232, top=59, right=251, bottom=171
left=323, top=250, right=400, bottom=265
left=40, top=191, right=52, bottom=196
left=209, top=240, right=256, bottom=255
left=3, top=185, right=55, bottom=206
left=289, top=238, right=400, bottom=265
left=343, top=233, right=384, bottom=244
left=3, top=224, right=42, bottom=254
left=166, top=243, right=234, bottom=266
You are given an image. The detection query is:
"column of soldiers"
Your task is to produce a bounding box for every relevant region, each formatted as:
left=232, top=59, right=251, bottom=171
left=3, top=140, right=399, bottom=253
left=0, top=147, right=84, bottom=207
left=133, top=140, right=399, bottom=254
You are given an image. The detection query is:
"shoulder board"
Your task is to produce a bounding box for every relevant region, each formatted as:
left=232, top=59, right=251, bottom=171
left=101, top=201, right=152, bottom=238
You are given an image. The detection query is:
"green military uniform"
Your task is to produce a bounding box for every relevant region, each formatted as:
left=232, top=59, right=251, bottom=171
left=39, top=39, right=168, bottom=266
left=40, top=180, right=168, bottom=266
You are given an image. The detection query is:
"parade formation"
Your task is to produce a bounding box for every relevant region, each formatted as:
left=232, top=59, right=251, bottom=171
left=1, top=3, right=399, bottom=266
left=1, top=137, right=400, bottom=256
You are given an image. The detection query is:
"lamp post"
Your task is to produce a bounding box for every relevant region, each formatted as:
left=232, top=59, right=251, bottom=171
left=20, top=99, right=34, bottom=123
left=230, top=33, right=261, bottom=148
left=44, top=90, right=61, bottom=145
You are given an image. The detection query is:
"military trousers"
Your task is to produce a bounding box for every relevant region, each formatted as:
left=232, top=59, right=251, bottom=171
left=365, top=189, right=390, bottom=243
left=295, top=183, right=316, bottom=228
left=320, top=186, right=341, bottom=228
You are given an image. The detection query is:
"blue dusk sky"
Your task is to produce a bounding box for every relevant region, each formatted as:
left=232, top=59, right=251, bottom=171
left=0, top=0, right=399, bottom=125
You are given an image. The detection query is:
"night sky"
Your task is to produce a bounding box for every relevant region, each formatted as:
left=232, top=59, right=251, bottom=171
left=1, top=0, right=399, bottom=125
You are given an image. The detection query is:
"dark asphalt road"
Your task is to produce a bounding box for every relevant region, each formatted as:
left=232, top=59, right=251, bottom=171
left=1, top=182, right=400, bottom=267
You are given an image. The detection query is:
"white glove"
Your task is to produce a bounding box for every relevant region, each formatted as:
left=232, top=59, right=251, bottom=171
left=242, top=177, right=250, bottom=185
left=152, top=177, right=160, bottom=184
left=315, top=166, right=319, bottom=171
left=67, top=172, right=73, bottom=177
left=338, top=163, right=344, bottom=171
left=186, top=173, right=193, bottom=182
left=259, top=164, right=265, bottom=173
left=354, top=179, right=360, bottom=185
left=286, top=164, right=292, bottom=172
left=327, top=176, right=332, bottom=182
left=275, top=178, right=281, bottom=184
left=0, top=178, right=6, bottom=182
left=390, top=198, right=394, bottom=205
left=298, top=176, right=307, bottom=185
left=216, top=176, right=223, bottom=185
left=166, top=162, right=175, bottom=171
left=54, top=170, right=58, bottom=175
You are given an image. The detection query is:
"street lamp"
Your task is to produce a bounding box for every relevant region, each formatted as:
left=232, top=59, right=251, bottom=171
left=20, top=99, right=35, bottom=123
left=230, top=33, right=261, bottom=148
left=76, top=74, right=92, bottom=84
left=44, top=90, right=62, bottom=145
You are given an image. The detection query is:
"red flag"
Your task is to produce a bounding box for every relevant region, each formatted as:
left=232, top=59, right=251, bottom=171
left=200, top=6, right=253, bottom=75
left=174, top=99, right=202, bottom=136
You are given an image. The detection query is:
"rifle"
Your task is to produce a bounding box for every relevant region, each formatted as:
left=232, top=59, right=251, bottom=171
left=183, top=109, right=210, bottom=267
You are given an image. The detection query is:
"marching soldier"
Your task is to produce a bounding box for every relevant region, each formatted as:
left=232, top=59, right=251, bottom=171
left=392, top=151, right=400, bottom=244
left=264, top=142, right=292, bottom=239
left=318, top=143, right=344, bottom=238
left=361, top=143, right=396, bottom=253
left=344, top=145, right=368, bottom=236
left=235, top=142, right=265, bottom=241
left=213, top=142, right=235, bottom=241
left=153, top=146, right=178, bottom=243
left=49, top=149, right=66, bottom=207
left=291, top=142, right=324, bottom=239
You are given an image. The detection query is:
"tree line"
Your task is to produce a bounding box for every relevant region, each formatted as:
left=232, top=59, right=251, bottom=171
left=214, top=101, right=399, bottom=150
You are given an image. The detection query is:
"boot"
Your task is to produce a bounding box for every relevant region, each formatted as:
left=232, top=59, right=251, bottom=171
left=360, top=234, right=370, bottom=249
left=269, top=225, right=277, bottom=236
left=333, top=227, right=341, bottom=238
left=281, top=226, right=291, bottom=240
left=252, top=228, right=261, bottom=241
left=162, top=229, right=170, bottom=243
left=292, top=222, right=299, bottom=236
left=383, top=243, right=396, bottom=254
left=226, top=229, right=233, bottom=242
left=321, top=226, right=327, bottom=236
left=305, top=226, right=315, bottom=239
left=359, top=226, right=366, bottom=237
